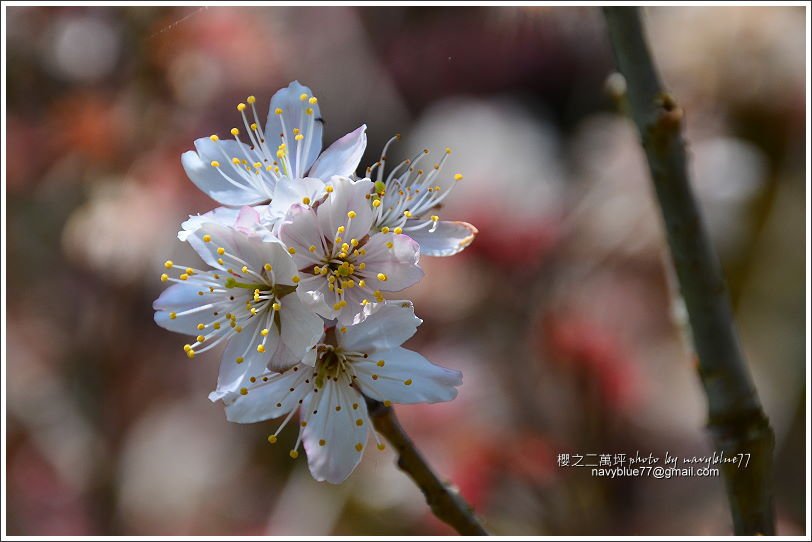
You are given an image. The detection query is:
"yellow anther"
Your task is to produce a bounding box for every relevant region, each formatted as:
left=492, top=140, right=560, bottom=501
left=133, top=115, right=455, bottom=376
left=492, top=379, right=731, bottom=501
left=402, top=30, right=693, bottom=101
left=235, top=356, right=244, bottom=364
left=325, top=185, right=334, bottom=193
left=403, top=210, right=412, bottom=218
left=358, top=280, right=366, bottom=288
left=217, top=247, right=225, bottom=255
left=305, top=107, right=313, bottom=115
left=217, top=258, right=224, bottom=265
left=289, top=450, right=299, bottom=459
left=197, top=323, right=205, bottom=330
left=183, top=344, right=191, bottom=352
left=288, top=247, right=296, bottom=254
left=377, top=443, right=386, bottom=450
left=319, top=439, right=326, bottom=446
left=186, top=350, right=195, bottom=359
left=377, top=360, right=385, bottom=367
left=272, top=302, right=281, bottom=311
left=196, top=335, right=205, bottom=343
left=292, top=275, right=300, bottom=283
left=386, top=242, right=393, bottom=249
left=261, top=328, right=270, bottom=336
left=445, top=147, right=452, bottom=154
left=237, top=102, right=247, bottom=112
left=355, top=443, right=363, bottom=452
left=358, top=262, right=366, bottom=270
left=372, top=199, right=381, bottom=208
left=299, top=93, right=308, bottom=101
left=231, top=128, right=240, bottom=136
left=404, top=379, right=413, bottom=386
left=210, top=134, right=219, bottom=142
left=232, top=157, right=241, bottom=165
left=454, top=173, right=463, bottom=181
left=264, top=263, right=272, bottom=271
left=308, top=96, right=318, bottom=105
left=179, top=273, right=189, bottom=281
left=431, top=215, right=439, bottom=221
left=341, top=243, right=349, bottom=252
left=160, top=273, right=169, bottom=282
left=355, top=419, right=363, bottom=426
left=377, top=273, right=388, bottom=282
left=240, top=387, right=248, bottom=395
left=257, top=344, right=265, bottom=353
left=295, top=134, right=304, bottom=141
left=213, top=322, right=221, bottom=330
left=210, top=160, right=220, bottom=167
left=202, top=234, right=212, bottom=242
left=247, top=95, right=256, bottom=104
left=383, top=400, right=392, bottom=407
left=337, top=226, right=345, bottom=233
left=293, top=128, right=300, bottom=135
left=308, top=245, right=316, bottom=252
left=274, top=107, right=283, bottom=115
left=253, top=161, right=262, bottom=168
left=235, top=325, right=243, bottom=333
left=302, top=196, right=311, bottom=205
left=267, top=434, right=277, bottom=444
left=241, top=265, right=249, bottom=273
left=372, top=374, right=379, bottom=380
left=393, top=227, right=403, bottom=235
left=164, top=260, right=174, bottom=269
left=347, top=210, right=357, bottom=219
left=186, top=267, right=194, bottom=275
left=381, top=226, right=390, bottom=233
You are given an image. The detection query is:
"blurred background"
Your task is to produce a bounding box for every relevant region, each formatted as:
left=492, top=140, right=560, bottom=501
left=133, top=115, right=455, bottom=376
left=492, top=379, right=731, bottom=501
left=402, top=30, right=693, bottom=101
left=3, top=5, right=807, bottom=536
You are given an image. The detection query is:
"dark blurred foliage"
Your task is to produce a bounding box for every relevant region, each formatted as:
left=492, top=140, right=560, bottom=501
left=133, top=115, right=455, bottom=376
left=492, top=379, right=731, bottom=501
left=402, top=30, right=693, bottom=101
left=4, top=5, right=806, bottom=535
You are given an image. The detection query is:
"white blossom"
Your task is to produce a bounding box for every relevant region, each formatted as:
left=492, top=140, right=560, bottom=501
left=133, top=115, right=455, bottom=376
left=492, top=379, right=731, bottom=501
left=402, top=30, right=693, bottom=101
left=365, top=135, right=477, bottom=257
left=154, top=217, right=324, bottom=397
left=215, top=302, right=462, bottom=484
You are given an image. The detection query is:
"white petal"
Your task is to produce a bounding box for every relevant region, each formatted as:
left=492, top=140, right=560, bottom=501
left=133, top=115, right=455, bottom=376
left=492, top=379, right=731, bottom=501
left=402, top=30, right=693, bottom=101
left=407, top=220, right=478, bottom=257
left=338, top=301, right=421, bottom=352
left=178, top=206, right=240, bottom=242
left=182, top=138, right=268, bottom=206
left=267, top=177, right=326, bottom=222
left=222, top=364, right=313, bottom=423
left=215, top=316, right=267, bottom=395
left=352, top=347, right=462, bottom=404
left=302, top=378, right=368, bottom=483
left=278, top=293, right=325, bottom=358
left=153, top=283, right=223, bottom=335
left=295, top=274, right=337, bottom=321
left=317, top=177, right=374, bottom=245
left=360, top=232, right=424, bottom=292
left=309, top=125, right=367, bottom=179
left=264, top=81, right=323, bottom=178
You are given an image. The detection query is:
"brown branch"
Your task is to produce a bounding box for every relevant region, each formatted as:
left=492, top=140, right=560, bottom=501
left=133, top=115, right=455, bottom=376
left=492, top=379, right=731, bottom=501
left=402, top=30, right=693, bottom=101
left=603, top=7, right=775, bottom=535
left=365, top=398, right=489, bottom=536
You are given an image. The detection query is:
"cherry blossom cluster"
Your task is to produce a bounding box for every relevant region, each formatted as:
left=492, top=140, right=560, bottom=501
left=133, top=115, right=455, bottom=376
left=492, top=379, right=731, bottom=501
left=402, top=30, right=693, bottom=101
left=154, top=82, right=477, bottom=483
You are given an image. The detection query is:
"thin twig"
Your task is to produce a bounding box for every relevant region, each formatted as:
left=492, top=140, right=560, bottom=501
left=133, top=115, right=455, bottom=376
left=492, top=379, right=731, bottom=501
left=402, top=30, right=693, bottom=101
left=365, top=398, right=489, bottom=536
left=602, top=7, right=775, bottom=535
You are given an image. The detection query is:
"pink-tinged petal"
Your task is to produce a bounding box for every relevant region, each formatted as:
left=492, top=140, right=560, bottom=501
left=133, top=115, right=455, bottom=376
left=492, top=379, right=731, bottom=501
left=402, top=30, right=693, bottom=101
left=153, top=283, right=221, bottom=335
left=278, top=293, right=325, bottom=359
left=221, top=364, right=312, bottom=423
left=182, top=138, right=269, bottom=206
left=309, top=125, right=367, bottom=179
left=407, top=220, right=478, bottom=257
left=353, top=347, right=462, bottom=404
left=302, top=377, right=368, bottom=483
left=360, top=232, right=424, bottom=292
left=187, top=222, right=293, bottom=282
left=264, top=81, right=323, bottom=178
left=338, top=301, right=421, bottom=353
left=235, top=206, right=261, bottom=234
left=317, top=177, right=374, bottom=245
left=268, top=177, right=327, bottom=222
left=278, top=204, right=328, bottom=268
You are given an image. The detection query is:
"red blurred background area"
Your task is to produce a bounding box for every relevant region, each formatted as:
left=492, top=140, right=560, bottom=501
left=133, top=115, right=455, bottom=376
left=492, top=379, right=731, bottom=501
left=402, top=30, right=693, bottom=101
left=4, top=5, right=807, bottom=536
